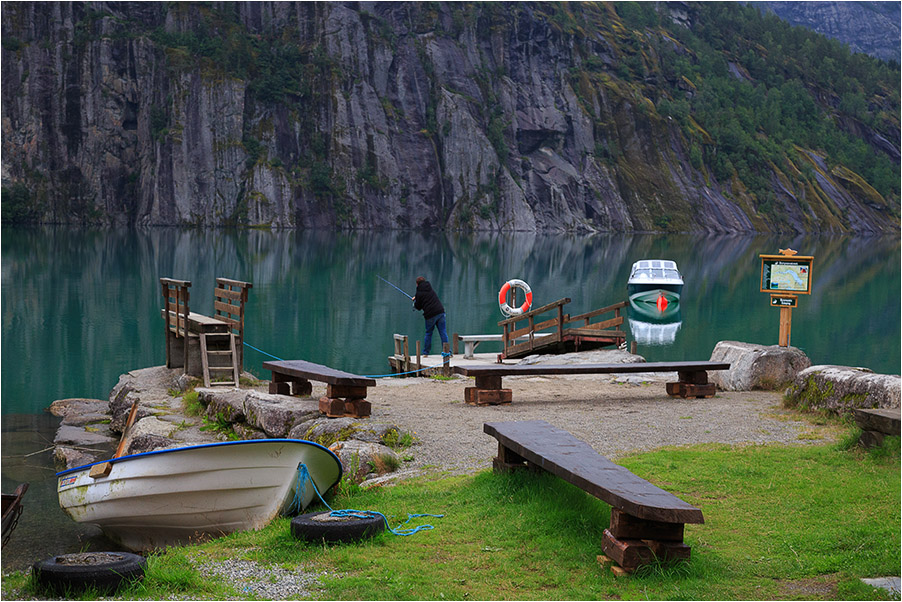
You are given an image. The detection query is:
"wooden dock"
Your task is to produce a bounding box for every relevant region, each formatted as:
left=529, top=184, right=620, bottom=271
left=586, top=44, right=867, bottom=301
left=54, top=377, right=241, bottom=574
left=499, top=298, right=627, bottom=359
left=388, top=334, right=517, bottom=377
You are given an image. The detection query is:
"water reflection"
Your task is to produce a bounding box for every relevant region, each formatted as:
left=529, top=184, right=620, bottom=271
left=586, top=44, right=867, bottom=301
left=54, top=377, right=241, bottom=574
left=628, top=299, right=683, bottom=347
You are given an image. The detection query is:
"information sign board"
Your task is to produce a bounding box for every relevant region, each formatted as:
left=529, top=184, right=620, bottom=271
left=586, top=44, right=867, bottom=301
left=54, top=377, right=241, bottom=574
left=770, top=295, right=798, bottom=308
left=760, top=255, right=813, bottom=295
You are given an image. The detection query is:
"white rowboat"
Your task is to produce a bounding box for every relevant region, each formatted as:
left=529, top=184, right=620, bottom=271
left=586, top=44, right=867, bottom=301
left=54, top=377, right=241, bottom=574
left=57, top=439, right=342, bottom=551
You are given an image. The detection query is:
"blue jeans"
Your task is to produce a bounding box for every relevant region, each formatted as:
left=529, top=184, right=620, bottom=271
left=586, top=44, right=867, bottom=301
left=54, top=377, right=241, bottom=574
left=423, top=313, right=449, bottom=355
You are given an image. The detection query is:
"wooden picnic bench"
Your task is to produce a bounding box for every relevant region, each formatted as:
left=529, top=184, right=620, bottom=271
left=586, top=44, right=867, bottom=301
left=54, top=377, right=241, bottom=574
left=484, top=420, right=704, bottom=572
left=853, top=407, right=901, bottom=448
left=455, top=361, right=730, bottom=405
left=263, top=360, right=377, bottom=418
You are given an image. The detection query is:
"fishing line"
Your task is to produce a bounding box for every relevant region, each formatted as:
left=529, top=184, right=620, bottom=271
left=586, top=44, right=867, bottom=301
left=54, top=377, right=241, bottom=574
left=377, top=275, right=414, bottom=299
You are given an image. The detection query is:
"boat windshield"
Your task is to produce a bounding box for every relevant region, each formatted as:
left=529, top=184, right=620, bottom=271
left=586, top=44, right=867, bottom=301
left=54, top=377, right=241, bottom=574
left=634, top=267, right=681, bottom=280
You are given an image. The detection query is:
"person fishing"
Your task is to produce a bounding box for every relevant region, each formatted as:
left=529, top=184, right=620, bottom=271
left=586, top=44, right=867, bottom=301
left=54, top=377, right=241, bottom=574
left=412, top=276, right=449, bottom=357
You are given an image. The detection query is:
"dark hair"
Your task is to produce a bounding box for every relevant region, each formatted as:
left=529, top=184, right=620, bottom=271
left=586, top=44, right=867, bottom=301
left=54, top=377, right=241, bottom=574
left=416, top=276, right=425, bottom=284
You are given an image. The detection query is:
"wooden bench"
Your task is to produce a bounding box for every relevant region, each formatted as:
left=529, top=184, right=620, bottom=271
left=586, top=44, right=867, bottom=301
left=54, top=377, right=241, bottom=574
left=455, top=361, right=729, bottom=405
left=263, top=360, right=377, bottom=418
left=853, top=408, right=901, bottom=448
left=484, top=420, right=704, bottom=572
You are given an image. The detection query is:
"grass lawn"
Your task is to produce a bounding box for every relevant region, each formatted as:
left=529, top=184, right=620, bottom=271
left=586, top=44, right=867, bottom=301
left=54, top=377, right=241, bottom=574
left=5, top=433, right=899, bottom=600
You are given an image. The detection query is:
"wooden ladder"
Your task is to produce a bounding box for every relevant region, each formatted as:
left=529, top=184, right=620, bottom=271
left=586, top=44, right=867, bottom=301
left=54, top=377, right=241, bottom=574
left=200, top=332, right=239, bottom=388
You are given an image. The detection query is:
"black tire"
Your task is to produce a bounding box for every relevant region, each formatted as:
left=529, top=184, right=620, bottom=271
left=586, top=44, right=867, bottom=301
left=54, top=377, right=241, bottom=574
left=32, top=551, right=146, bottom=593
left=290, top=511, right=385, bottom=543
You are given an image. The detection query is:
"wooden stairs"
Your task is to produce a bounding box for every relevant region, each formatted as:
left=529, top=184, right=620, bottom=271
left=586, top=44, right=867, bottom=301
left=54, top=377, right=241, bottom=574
left=200, top=332, right=239, bottom=388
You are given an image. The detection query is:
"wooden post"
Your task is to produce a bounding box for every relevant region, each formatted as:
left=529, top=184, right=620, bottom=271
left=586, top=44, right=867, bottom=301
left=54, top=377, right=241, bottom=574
left=779, top=306, right=792, bottom=347
left=403, top=336, right=410, bottom=372
left=416, top=340, right=421, bottom=371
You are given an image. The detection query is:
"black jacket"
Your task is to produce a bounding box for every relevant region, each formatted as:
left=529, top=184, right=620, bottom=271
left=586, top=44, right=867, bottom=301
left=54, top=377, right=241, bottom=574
left=413, top=280, right=445, bottom=320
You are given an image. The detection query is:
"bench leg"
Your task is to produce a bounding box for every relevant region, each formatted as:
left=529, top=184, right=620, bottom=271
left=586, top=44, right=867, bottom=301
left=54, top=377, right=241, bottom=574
left=491, top=443, right=543, bottom=473
left=600, top=508, right=691, bottom=572
left=666, top=370, right=716, bottom=399
left=269, top=372, right=313, bottom=396
left=465, top=374, right=513, bottom=406
left=319, top=385, right=372, bottom=419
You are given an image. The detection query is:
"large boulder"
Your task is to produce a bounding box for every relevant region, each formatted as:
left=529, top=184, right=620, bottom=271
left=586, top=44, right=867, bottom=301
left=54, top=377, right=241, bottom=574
left=709, top=341, right=811, bottom=391
left=328, top=440, right=401, bottom=482
left=48, top=398, right=110, bottom=426
left=198, top=387, right=247, bottom=423
left=243, top=391, right=320, bottom=438
left=519, top=349, right=645, bottom=365
left=785, top=365, right=901, bottom=414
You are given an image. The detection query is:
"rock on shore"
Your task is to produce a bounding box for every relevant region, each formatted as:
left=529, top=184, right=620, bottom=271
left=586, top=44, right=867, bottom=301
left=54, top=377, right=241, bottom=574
left=49, top=366, right=414, bottom=485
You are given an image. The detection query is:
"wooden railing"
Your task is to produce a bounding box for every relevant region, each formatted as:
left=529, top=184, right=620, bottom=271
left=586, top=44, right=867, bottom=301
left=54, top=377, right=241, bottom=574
left=160, top=278, right=191, bottom=371
left=214, top=278, right=253, bottom=371
left=499, top=298, right=627, bottom=359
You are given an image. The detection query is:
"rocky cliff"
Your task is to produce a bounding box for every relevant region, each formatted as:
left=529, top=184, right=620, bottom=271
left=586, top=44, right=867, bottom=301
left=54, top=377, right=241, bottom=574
left=1, top=2, right=899, bottom=232
left=755, top=1, right=901, bottom=63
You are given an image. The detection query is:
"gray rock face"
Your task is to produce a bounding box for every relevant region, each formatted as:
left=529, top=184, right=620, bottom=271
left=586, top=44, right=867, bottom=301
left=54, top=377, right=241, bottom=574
left=755, top=1, right=901, bottom=62
left=1, top=2, right=897, bottom=233
left=786, top=365, right=901, bottom=414
left=709, top=341, right=812, bottom=391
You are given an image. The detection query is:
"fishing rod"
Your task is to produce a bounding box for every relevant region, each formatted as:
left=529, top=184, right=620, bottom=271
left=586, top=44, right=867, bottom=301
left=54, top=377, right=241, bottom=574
left=377, top=275, right=414, bottom=300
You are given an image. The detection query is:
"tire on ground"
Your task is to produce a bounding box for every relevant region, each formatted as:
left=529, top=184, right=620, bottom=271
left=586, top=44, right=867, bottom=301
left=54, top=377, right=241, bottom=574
left=32, top=552, right=146, bottom=593
left=290, top=511, right=385, bottom=543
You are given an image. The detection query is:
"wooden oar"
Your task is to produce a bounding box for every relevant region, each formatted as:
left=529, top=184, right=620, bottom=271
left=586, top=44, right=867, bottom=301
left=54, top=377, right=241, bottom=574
left=89, top=399, right=140, bottom=478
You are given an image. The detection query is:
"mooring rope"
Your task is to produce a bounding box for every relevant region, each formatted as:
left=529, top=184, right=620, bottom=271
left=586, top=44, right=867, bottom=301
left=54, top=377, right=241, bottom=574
left=243, top=341, right=451, bottom=379
left=243, top=341, right=284, bottom=361
left=296, top=463, right=443, bottom=536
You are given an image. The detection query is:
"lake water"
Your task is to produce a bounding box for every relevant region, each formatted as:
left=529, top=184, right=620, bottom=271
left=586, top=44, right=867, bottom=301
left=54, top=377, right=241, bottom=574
left=1, top=227, right=899, bottom=569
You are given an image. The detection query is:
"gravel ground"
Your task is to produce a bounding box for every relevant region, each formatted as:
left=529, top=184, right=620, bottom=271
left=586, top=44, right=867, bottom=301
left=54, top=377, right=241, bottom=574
left=362, top=371, right=832, bottom=479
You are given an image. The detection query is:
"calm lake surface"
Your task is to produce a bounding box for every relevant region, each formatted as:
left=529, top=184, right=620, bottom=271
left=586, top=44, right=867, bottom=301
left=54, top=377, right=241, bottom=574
left=1, top=227, right=899, bottom=569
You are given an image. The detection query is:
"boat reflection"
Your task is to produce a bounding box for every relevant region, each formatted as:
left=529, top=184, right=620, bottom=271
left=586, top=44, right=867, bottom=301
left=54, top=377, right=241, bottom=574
left=628, top=298, right=682, bottom=346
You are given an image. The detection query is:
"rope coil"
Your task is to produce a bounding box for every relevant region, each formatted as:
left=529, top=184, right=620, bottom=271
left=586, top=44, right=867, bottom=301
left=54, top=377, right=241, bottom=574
left=295, top=462, right=443, bottom=536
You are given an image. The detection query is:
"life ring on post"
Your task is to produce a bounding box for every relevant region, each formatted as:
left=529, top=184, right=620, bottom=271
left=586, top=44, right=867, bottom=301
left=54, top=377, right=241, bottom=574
left=498, top=279, right=533, bottom=317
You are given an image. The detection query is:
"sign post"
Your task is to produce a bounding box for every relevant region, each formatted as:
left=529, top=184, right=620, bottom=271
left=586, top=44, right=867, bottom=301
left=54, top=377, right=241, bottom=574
left=759, top=249, right=814, bottom=347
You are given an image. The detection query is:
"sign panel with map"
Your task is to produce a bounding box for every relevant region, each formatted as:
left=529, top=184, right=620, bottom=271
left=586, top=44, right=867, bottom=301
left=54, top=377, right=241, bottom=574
left=760, top=255, right=814, bottom=295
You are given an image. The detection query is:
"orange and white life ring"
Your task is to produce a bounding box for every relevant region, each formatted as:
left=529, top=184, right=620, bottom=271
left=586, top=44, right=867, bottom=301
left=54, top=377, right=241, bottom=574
left=498, top=279, right=533, bottom=317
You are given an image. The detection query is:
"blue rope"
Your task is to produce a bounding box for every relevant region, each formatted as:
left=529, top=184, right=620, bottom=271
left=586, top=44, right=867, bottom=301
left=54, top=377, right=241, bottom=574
left=243, top=342, right=284, bottom=361
left=244, top=341, right=451, bottom=380
left=296, top=462, right=443, bottom=536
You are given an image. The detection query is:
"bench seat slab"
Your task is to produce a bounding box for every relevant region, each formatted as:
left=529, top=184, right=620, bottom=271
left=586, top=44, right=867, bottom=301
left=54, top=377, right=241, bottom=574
left=484, top=421, right=704, bottom=525
left=458, top=362, right=728, bottom=403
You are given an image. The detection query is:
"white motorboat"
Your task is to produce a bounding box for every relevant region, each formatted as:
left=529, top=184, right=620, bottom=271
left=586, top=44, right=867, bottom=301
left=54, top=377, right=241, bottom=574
left=57, top=439, right=342, bottom=551
left=627, top=259, right=684, bottom=310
